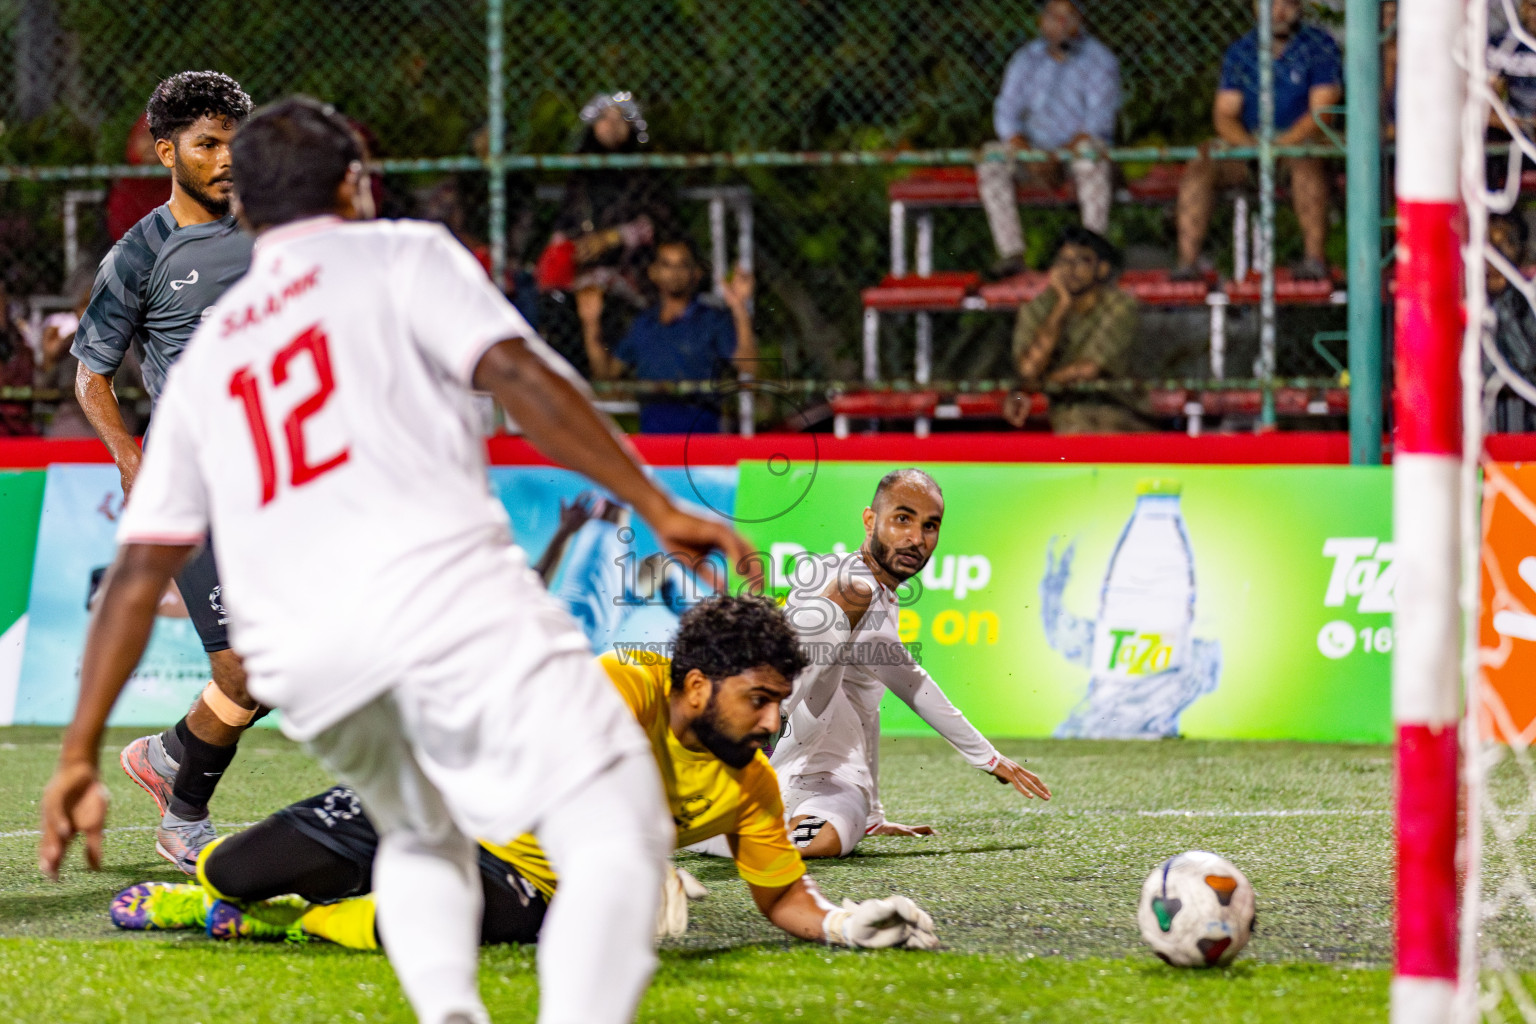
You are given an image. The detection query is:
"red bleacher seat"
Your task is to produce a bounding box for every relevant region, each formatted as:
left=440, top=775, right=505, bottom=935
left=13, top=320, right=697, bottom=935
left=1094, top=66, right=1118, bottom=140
left=860, top=271, right=981, bottom=310
left=979, top=271, right=1050, bottom=309
left=980, top=269, right=1210, bottom=310
left=1122, top=164, right=1184, bottom=203
left=1224, top=267, right=1342, bottom=305
left=1146, top=389, right=1193, bottom=418
left=886, top=166, right=1073, bottom=207
left=829, top=391, right=940, bottom=418
left=1118, top=268, right=1213, bottom=305
left=951, top=390, right=1046, bottom=418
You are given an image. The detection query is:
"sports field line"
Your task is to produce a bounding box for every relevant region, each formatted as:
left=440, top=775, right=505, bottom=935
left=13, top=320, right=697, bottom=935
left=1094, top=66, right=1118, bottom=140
left=0, top=821, right=260, bottom=840
left=1011, top=807, right=1389, bottom=818
left=0, top=809, right=1390, bottom=842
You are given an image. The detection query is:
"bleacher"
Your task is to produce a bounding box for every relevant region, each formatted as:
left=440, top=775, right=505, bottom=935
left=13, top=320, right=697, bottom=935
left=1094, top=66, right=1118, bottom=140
left=855, top=162, right=1348, bottom=436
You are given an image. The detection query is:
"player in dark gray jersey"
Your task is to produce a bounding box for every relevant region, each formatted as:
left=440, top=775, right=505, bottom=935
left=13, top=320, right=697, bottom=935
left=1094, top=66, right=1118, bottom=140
left=70, top=71, right=256, bottom=874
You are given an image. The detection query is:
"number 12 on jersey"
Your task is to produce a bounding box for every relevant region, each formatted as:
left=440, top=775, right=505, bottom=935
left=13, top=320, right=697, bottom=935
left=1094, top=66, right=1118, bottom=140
left=228, top=324, right=350, bottom=505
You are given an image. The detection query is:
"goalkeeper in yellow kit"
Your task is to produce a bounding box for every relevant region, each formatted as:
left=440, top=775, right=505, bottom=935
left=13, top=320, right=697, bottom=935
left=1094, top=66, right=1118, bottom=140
left=109, top=596, right=938, bottom=951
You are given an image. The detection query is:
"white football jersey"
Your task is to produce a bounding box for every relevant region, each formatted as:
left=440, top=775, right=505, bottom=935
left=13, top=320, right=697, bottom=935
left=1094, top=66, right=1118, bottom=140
left=770, top=550, right=999, bottom=825
left=118, top=216, right=600, bottom=741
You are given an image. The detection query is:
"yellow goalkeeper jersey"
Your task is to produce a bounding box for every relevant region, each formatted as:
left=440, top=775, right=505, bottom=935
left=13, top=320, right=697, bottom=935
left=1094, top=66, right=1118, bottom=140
left=479, top=650, right=806, bottom=898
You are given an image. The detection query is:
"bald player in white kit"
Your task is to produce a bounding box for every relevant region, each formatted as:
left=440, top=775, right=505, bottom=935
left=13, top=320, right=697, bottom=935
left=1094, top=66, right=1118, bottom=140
left=38, top=97, right=757, bottom=1024
left=771, top=468, right=1051, bottom=858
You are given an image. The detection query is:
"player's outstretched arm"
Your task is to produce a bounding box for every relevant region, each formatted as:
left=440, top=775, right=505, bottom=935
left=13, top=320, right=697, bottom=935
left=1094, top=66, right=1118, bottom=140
left=880, top=652, right=1051, bottom=801
left=473, top=337, right=758, bottom=588
left=39, top=542, right=195, bottom=880
left=749, top=875, right=939, bottom=950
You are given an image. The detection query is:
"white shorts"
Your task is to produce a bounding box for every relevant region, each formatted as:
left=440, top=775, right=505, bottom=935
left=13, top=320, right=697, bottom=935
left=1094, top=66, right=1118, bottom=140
left=783, top=772, right=869, bottom=858
left=305, top=643, right=648, bottom=845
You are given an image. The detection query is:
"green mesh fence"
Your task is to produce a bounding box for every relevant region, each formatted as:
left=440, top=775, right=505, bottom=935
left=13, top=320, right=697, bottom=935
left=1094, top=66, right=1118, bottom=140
left=0, top=0, right=1358, bottom=405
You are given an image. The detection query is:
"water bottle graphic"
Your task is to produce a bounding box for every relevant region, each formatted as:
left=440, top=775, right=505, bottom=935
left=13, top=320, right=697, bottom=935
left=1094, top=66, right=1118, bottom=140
left=1091, top=479, right=1194, bottom=682
left=1042, top=479, right=1221, bottom=738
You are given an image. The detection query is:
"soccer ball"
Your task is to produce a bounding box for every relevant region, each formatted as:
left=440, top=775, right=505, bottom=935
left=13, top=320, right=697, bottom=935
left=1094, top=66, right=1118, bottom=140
left=1137, top=850, right=1255, bottom=967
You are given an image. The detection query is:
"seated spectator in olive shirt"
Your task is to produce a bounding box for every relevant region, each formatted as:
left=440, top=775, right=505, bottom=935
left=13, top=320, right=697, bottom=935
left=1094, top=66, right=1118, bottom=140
left=1004, top=226, right=1141, bottom=434
left=586, top=238, right=756, bottom=434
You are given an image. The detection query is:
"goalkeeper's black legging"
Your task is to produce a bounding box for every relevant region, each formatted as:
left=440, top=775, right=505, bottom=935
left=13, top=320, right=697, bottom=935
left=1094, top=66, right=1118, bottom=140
left=200, top=798, right=547, bottom=946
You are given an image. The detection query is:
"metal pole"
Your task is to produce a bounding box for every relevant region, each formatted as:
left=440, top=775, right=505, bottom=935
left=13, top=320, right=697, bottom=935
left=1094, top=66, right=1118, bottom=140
left=487, top=0, right=507, bottom=288
left=1346, top=0, right=1384, bottom=464
left=1258, top=0, right=1278, bottom=427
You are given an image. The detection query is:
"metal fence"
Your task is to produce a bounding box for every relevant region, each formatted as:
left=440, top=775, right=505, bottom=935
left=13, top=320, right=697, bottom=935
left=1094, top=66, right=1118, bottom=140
left=0, top=0, right=1361, bottom=414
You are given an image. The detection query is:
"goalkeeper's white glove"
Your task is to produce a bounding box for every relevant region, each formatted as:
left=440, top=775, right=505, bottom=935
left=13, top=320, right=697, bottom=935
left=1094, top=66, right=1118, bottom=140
left=655, top=864, right=710, bottom=941
left=822, top=896, right=939, bottom=950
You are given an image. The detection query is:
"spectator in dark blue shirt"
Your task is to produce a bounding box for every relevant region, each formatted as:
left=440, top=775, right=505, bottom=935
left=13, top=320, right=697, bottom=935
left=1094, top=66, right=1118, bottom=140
left=1173, top=0, right=1342, bottom=281
left=584, top=238, right=757, bottom=434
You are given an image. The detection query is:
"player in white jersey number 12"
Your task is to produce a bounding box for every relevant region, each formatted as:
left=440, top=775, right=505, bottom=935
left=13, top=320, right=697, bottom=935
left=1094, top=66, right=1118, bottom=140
left=37, top=96, right=757, bottom=1024
left=771, top=468, right=1051, bottom=857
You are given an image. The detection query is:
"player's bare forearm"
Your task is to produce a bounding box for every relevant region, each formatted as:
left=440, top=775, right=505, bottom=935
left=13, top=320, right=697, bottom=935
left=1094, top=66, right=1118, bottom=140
left=61, top=543, right=195, bottom=766
left=750, top=875, right=836, bottom=943
left=75, top=363, right=141, bottom=488
left=475, top=337, right=673, bottom=523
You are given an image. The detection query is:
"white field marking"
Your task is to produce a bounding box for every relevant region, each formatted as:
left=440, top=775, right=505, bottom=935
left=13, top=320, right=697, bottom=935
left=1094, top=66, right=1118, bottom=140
left=1009, top=807, right=1388, bottom=819
left=0, top=820, right=259, bottom=840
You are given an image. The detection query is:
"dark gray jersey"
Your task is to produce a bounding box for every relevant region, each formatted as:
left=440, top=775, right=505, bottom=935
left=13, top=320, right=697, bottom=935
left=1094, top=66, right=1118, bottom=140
left=72, top=204, right=253, bottom=402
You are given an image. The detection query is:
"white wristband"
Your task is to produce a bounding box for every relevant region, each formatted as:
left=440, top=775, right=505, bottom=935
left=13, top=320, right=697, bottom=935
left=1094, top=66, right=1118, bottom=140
left=822, top=907, right=851, bottom=946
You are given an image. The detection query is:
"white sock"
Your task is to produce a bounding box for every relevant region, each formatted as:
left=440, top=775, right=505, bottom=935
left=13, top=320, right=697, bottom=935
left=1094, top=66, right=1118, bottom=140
left=373, top=828, right=488, bottom=1024
left=534, top=753, right=671, bottom=1024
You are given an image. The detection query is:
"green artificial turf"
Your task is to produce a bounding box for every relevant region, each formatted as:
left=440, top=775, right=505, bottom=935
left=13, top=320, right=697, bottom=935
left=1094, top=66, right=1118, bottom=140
left=0, top=727, right=1419, bottom=1021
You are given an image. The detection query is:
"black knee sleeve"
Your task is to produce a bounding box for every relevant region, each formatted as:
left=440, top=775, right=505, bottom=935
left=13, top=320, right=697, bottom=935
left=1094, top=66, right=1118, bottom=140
left=204, top=814, right=367, bottom=904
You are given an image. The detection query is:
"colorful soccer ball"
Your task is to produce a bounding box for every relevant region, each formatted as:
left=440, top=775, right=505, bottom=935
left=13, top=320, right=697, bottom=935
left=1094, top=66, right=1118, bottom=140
left=1137, top=850, right=1255, bottom=967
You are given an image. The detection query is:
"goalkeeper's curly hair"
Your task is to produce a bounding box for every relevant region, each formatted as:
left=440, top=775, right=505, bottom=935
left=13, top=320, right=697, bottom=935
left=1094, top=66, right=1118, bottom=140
left=670, top=594, right=807, bottom=692
left=146, top=70, right=252, bottom=142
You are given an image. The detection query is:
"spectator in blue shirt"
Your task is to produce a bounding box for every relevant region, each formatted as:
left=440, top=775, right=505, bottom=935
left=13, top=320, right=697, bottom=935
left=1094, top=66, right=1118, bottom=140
left=1173, top=0, right=1342, bottom=281
left=584, top=238, right=757, bottom=434
left=979, top=0, right=1121, bottom=279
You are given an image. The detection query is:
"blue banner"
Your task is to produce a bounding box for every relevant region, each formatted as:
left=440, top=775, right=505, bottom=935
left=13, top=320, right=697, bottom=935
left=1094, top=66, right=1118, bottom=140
left=12, top=464, right=737, bottom=725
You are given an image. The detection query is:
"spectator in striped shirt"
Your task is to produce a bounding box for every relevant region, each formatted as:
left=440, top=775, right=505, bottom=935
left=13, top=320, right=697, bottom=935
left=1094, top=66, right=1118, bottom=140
left=979, top=0, right=1121, bottom=280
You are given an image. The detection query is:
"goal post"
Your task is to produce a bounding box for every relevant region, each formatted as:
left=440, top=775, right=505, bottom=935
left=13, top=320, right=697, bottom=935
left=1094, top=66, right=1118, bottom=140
left=1392, top=0, right=1465, bottom=1018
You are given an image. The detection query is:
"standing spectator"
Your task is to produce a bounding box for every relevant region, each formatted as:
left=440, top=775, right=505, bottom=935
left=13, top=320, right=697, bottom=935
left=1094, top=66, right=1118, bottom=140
left=586, top=239, right=755, bottom=435
left=0, top=282, right=36, bottom=436
left=1004, top=226, right=1141, bottom=434
left=106, top=114, right=172, bottom=242
left=1173, top=0, right=1342, bottom=281
left=537, top=92, right=676, bottom=375
left=979, top=0, right=1121, bottom=280
left=1487, top=214, right=1536, bottom=432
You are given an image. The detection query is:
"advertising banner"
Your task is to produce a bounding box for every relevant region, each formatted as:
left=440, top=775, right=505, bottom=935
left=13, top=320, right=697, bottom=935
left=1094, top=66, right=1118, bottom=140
left=12, top=464, right=737, bottom=726
left=0, top=470, right=45, bottom=723
left=1479, top=461, right=1536, bottom=745
left=736, top=463, right=1393, bottom=742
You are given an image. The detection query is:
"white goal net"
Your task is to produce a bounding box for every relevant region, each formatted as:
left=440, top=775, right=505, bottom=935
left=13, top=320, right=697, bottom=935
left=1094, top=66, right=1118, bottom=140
left=1461, top=0, right=1536, bottom=1019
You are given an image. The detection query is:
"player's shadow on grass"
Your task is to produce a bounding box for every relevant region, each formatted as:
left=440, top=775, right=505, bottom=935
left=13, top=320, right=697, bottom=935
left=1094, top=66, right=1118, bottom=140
left=0, top=865, right=153, bottom=924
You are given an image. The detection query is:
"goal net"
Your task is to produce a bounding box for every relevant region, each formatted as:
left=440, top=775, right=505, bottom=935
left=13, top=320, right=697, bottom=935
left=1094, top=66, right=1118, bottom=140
left=1462, top=0, right=1536, bottom=1018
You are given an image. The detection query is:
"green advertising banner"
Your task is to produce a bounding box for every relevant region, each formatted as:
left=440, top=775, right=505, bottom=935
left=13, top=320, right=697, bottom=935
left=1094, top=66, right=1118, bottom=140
left=0, top=471, right=45, bottom=635
left=736, top=463, right=1393, bottom=743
